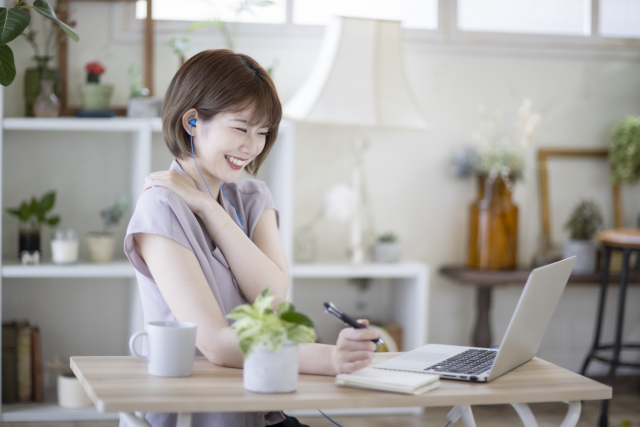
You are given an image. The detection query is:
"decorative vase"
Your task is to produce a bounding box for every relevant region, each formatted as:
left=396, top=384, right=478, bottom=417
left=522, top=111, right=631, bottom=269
left=85, top=232, right=116, bottom=263
left=243, top=342, right=298, bottom=393
left=57, top=374, right=92, bottom=408
left=18, top=225, right=40, bottom=259
left=24, top=56, right=60, bottom=117
left=33, top=80, right=61, bottom=117
left=79, top=83, right=114, bottom=111
left=372, top=242, right=400, bottom=263
left=467, top=175, right=518, bottom=270
left=563, top=239, right=597, bottom=274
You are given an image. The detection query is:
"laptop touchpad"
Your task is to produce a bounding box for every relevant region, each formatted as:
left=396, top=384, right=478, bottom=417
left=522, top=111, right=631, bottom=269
left=398, top=352, right=450, bottom=364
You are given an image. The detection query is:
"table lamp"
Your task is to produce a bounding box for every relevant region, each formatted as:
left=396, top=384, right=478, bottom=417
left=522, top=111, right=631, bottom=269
left=284, top=16, right=428, bottom=263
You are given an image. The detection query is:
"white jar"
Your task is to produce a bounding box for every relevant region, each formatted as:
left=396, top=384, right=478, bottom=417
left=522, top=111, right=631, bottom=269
left=51, top=240, right=79, bottom=264
left=57, top=374, right=92, bottom=408
left=373, top=242, right=400, bottom=263
left=563, top=239, right=597, bottom=274
left=243, top=342, right=298, bottom=393
left=85, top=232, right=116, bottom=263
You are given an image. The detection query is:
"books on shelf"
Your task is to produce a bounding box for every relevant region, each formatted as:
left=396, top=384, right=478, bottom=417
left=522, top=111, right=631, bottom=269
left=336, top=367, right=440, bottom=395
left=2, top=321, right=44, bottom=403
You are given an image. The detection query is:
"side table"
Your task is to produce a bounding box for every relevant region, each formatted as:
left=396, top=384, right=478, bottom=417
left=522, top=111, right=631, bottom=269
left=440, top=266, right=640, bottom=348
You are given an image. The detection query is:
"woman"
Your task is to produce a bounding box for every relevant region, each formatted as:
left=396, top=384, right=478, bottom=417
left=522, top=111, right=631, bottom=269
left=123, top=49, right=379, bottom=427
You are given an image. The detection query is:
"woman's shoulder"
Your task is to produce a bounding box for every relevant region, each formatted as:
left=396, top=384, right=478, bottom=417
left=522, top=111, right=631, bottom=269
left=134, top=186, right=187, bottom=213
left=227, top=179, right=271, bottom=196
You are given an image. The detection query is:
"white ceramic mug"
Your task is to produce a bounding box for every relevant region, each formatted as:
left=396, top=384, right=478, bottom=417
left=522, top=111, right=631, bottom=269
left=129, top=321, right=197, bottom=377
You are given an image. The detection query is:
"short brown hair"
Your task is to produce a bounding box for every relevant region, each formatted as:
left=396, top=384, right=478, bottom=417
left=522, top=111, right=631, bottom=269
left=162, top=49, right=282, bottom=176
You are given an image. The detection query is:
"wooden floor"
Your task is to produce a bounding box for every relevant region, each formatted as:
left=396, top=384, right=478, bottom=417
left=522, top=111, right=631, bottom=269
left=1, top=395, right=638, bottom=426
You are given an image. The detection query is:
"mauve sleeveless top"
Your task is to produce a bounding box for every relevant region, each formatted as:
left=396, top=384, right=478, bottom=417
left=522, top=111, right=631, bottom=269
left=121, top=159, right=284, bottom=427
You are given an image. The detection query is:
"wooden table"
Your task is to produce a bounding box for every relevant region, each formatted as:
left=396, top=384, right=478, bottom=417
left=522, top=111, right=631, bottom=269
left=71, top=352, right=611, bottom=427
left=440, top=266, right=640, bottom=348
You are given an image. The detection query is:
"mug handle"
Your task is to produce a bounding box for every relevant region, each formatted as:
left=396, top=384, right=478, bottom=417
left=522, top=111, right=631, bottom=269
left=129, top=331, right=149, bottom=363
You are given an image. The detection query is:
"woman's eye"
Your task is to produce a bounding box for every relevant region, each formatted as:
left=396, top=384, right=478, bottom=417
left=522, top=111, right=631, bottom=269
left=259, top=133, right=269, bottom=137
left=235, top=128, right=247, bottom=133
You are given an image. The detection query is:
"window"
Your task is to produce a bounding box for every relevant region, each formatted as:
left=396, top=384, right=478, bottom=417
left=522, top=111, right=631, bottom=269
left=457, top=0, right=591, bottom=36
left=600, top=0, right=640, bottom=37
left=135, top=0, right=286, bottom=24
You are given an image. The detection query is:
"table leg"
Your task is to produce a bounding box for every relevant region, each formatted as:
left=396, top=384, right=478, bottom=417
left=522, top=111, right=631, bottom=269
left=511, top=403, right=539, bottom=427
left=447, top=402, right=581, bottom=427
left=120, top=412, right=152, bottom=427
left=447, top=405, right=477, bottom=427
left=473, top=286, right=492, bottom=348
left=176, top=413, right=192, bottom=427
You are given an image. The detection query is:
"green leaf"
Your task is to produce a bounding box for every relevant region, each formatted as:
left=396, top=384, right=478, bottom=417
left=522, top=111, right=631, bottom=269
left=276, top=301, right=294, bottom=316
left=281, top=312, right=314, bottom=328
left=19, top=202, right=32, bottom=222
left=0, top=44, right=16, bottom=86
left=32, top=0, right=79, bottom=42
left=286, top=324, right=317, bottom=344
left=0, top=7, right=31, bottom=45
left=6, top=208, right=21, bottom=217
left=47, top=215, right=60, bottom=226
left=39, top=191, right=55, bottom=212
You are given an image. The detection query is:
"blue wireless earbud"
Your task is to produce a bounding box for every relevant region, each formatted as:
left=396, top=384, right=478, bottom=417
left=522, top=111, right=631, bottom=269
left=189, top=118, right=246, bottom=235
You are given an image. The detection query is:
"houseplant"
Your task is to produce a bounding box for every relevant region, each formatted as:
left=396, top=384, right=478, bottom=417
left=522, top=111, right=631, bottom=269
left=86, top=195, right=128, bottom=263
left=79, top=61, right=113, bottom=112
left=610, top=116, right=640, bottom=185
left=454, top=99, right=541, bottom=270
left=0, top=0, right=79, bottom=87
left=6, top=190, right=60, bottom=259
left=227, top=289, right=317, bottom=393
left=372, top=231, right=400, bottom=263
left=126, top=61, right=161, bottom=118
left=563, top=199, right=603, bottom=274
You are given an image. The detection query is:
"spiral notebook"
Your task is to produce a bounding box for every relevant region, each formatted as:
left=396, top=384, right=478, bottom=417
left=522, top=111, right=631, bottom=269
left=335, top=367, right=440, bottom=395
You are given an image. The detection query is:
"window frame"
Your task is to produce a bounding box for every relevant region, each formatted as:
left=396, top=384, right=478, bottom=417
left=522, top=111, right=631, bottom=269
left=112, top=0, right=640, bottom=53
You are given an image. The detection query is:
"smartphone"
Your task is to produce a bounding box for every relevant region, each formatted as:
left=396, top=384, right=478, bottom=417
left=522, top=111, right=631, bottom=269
left=323, top=302, right=384, bottom=345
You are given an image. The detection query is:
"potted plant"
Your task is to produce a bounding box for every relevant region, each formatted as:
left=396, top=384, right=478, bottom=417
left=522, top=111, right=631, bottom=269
left=227, top=289, right=317, bottom=393
left=611, top=116, right=640, bottom=185
left=86, top=195, right=128, bottom=263
left=47, top=359, right=92, bottom=409
left=78, top=61, right=113, bottom=112
left=563, top=199, right=603, bottom=274
left=372, top=231, right=400, bottom=263
left=6, top=190, right=60, bottom=260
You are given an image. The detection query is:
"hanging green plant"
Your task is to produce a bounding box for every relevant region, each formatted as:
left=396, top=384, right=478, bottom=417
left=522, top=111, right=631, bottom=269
left=610, top=116, right=640, bottom=185
left=0, top=0, right=79, bottom=86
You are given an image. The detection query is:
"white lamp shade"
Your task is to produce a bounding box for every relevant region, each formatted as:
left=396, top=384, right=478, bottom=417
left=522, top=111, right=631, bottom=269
left=284, top=16, right=428, bottom=130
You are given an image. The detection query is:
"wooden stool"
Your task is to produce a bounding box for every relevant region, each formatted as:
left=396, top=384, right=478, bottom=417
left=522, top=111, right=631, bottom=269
left=580, top=228, right=640, bottom=427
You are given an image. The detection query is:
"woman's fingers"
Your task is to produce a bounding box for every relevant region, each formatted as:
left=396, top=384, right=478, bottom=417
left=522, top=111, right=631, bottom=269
left=340, top=327, right=380, bottom=342
left=336, top=350, right=374, bottom=363
left=341, top=358, right=373, bottom=374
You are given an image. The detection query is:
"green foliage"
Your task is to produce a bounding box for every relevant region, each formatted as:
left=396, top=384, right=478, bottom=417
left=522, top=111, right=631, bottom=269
left=127, top=62, right=149, bottom=98
left=227, top=289, right=317, bottom=357
left=6, top=190, right=60, bottom=229
left=100, top=194, right=128, bottom=234
left=610, top=116, right=640, bottom=185
left=377, top=231, right=398, bottom=243
left=0, top=0, right=79, bottom=86
left=564, top=199, right=603, bottom=240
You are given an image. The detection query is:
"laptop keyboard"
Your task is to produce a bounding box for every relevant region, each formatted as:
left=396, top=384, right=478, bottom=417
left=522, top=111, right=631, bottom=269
left=425, top=349, right=496, bottom=375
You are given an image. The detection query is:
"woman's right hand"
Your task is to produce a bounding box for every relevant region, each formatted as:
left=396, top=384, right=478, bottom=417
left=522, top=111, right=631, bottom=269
left=330, top=319, right=380, bottom=374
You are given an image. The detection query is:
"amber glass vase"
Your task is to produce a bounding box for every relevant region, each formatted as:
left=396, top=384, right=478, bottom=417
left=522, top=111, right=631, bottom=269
left=467, top=175, right=518, bottom=270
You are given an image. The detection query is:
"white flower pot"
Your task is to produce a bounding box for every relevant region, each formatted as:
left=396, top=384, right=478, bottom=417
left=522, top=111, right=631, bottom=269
left=127, top=97, right=162, bottom=118
left=563, top=239, right=597, bottom=274
left=51, top=240, right=79, bottom=264
left=57, top=374, right=92, bottom=409
left=243, top=342, right=298, bottom=393
left=373, top=242, right=400, bottom=263
left=85, top=232, right=116, bottom=263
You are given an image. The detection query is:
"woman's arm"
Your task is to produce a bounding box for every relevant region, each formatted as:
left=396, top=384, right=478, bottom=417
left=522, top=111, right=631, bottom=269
left=134, top=232, right=378, bottom=374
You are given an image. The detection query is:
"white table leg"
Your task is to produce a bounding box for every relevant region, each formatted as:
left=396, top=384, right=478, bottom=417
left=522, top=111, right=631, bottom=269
left=510, top=401, right=581, bottom=427
left=559, top=401, right=581, bottom=427
left=176, top=412, right=193, bottom=427
left=447, top=405, right=477, bottom=427
left=120, top=412, right=152, bottom=427
left=511, top=403, right=539, bottom=427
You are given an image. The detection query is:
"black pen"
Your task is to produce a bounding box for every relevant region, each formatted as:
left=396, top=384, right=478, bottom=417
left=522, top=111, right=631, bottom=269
left=323, top=302, right=384, bottom=345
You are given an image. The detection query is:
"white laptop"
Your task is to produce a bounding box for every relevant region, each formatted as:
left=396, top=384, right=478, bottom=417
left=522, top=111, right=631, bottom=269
left=374, top=257, right=576, bottom=382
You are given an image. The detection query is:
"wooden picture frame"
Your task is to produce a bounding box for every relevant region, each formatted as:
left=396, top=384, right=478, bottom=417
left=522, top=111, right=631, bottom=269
left=537, top=148, right=622, bottom=249
left=56, top=0, right=153, bottom=116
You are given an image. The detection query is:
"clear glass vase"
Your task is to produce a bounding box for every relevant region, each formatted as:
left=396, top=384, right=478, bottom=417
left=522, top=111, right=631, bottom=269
left=24, top=56, right=60, bottom=117
left=33, top=80, right=61, bottom=117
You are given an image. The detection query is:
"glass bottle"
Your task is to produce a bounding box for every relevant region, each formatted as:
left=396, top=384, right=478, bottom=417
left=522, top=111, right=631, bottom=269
left=24, top=56, right=60, bottom=117
left=33, top=80, right=61, bottom=117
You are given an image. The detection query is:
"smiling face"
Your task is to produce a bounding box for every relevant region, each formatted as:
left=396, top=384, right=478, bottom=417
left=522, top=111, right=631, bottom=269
left=189, top=106, right=270, bottom=184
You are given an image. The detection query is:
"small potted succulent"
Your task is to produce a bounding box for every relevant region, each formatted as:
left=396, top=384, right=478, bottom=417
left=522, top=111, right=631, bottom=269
left=372, top=231, right=400, bottom=263
left=86, top=195, right=128, bottom=263
left=228, top=289, right=317, bottom=393
left=563, top=199, right=603, bottom=274
left=79, top=61, right=113, bottom=112
left=126, top=62, right=161, bottom=118
left=6, top=191, right=60, bottom=261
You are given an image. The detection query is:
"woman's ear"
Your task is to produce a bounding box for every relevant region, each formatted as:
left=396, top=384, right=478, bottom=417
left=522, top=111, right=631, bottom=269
left=181, top=108, right=198, bottom=135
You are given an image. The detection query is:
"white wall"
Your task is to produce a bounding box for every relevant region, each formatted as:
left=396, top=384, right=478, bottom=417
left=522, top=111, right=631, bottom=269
left=3, top=3, right=640, bottom=376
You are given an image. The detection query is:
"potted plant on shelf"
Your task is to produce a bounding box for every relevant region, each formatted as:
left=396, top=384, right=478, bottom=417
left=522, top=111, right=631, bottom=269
left=78, top=61, right=114, bottom=115
left=563, top=199, right=603, bottom=274
left=6, top=190, right=60, bottom=262
left=372, top=231, right=400, bottom=263
left=228, top=289, right=317, bottom=393
left=611, top=116, right=640, bottom=184
left=86, top=195, right=128, bottom=263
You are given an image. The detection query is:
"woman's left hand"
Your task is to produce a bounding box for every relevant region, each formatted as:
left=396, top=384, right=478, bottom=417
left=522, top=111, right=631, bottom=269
left=143, top=171, right=212, bottom=215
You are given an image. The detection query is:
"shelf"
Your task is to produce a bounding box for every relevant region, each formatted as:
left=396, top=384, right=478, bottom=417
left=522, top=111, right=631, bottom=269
left=291, top=262, right=428, bottom=279
left=2, top=260, right=135, bottom=278
left=2, top=401, right=119, bottom=422
left=3, top=117, right=162, bottom=132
